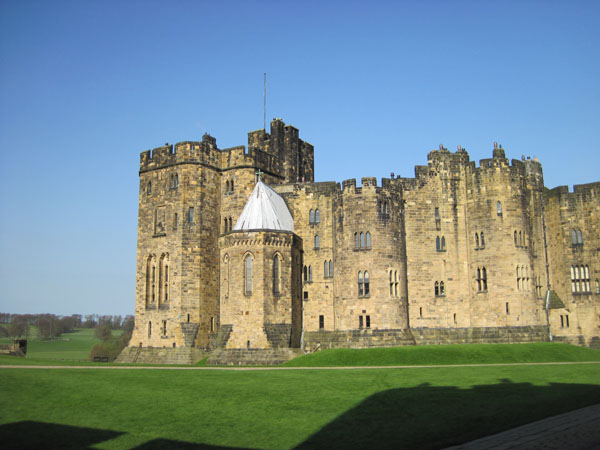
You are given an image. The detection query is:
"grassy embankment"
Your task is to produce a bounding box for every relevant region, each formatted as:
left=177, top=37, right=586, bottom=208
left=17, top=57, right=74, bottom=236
left=282, top=342, right=600, bottom=366
left=1, top=362, right=599, bottom=450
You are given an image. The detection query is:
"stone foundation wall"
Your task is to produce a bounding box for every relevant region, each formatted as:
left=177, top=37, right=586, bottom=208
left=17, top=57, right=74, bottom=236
left=206, top=348, right=303, bottom=366
left=303, top=326, right=549, bottom=351
left=116, top=347, right=207, bottom=364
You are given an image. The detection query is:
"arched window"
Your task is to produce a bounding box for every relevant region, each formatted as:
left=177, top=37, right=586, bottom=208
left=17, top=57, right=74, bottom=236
left=514, top=231, right=518, bottom=246
left=303, top=265, right=308, bottom=282
left=272, top=255, right=280, bottom=295
left=364, top=271, right=370, bottom=296
left=147, top=181, right=152, bottom=195
left=497, top=201, right=502, bottom=216
left=394, top=270, right=398, bottom=297
left=577, top=230, right=583, bottom=244
left=482, top=267, right=487, bottom=290
left=146, top=256, right=154, bottom=306
left=315, top=209, right=320, bottom=223
left=229, top=217, right=233, bottom=231
left=360, top=232, right=365, bottom=248
left=358, top=271, right=363, bottom=297
left=329, top=260, right=333, bottom=278
left=188, top=207, right=194, bottom=224
left=480, top=232, right=485, bottom=248
left=595, top=279, right=600, bottom=294
left=366, top=232, right=371, bottom=249
left=441, top=236, right=446, bottom=250
left=223, top=254, right=230, bottom=300
left=244, top=254, right=252, bottom=295
left=572, top=230, right=578, bottom=245
left=570, top=266, right=576, bottom=292
left=225, top=180, right=230, bottom=192
left=309, top=209, right=315, bottom=224
left=436, top=236, right=441, bottom=251
left=314, top=235, right=319, bottom=249
left=383, top=202, right=388, bottom=214
left=475, top=233, right=479, bottom=249
left=324, top=260, right=329, bottom=278
left=308, top=265, right=313, bottom=282
left=354, top=232, right=359, bottom=249
left=151, top=264, right=156, bottom=302
left=163, top=256, right=169, bottom=302
left=148, top=321, right=152, bottom=338
left=435, top=281, right=439, bottom=296
left=377, top=201, right=382, bottom=213
left=584, top=265, right=590, bottom=292
left=390, top=271, right=394, bottom=296
left=440, top=281, right=445, bottom=296
left=519, top=231, right=522, bottom=246
left=174, top=174, right=179, bottom=188
left=224, top=218, right=228, bottom=233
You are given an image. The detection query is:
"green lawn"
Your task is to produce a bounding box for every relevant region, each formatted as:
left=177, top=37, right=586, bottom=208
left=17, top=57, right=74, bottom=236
left=0, top=363, right=599, bottom=449
left=283, top=342, right=600, bottom=367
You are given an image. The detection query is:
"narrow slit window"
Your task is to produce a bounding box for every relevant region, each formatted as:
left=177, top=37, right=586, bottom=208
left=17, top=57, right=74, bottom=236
left=273, top=255, right=280, bottom=295
left=245, top=254, right=252, bottom=295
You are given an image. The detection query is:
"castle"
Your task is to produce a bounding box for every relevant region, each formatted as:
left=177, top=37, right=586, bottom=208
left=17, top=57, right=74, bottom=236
left=118, top=119, right=600, bottom=365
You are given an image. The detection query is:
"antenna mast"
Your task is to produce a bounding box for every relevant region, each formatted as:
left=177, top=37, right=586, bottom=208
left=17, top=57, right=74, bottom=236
left=263, top=73, right=267, bottom=131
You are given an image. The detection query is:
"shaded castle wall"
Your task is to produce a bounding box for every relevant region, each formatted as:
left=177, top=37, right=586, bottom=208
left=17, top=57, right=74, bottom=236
left=545, top=183, right=600, bottom=347
left=132, top=139, right=221, bottom=349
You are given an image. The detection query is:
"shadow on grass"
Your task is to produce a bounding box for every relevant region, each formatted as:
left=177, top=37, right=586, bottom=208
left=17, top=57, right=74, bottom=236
left=2, top=380, right=599, bottom=450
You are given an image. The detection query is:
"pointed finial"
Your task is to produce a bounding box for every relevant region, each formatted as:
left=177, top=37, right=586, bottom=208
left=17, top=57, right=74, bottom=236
left=256, top=169, right=264, bottom=182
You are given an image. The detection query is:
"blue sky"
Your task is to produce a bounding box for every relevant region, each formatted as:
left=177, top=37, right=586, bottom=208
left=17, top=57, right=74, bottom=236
left=1, top=1, right=598, bottom=316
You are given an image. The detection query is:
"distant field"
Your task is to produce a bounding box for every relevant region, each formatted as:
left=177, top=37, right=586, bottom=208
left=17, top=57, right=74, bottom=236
left=282, top=342, right=600, bottom=367
left=1, top=363, right=599, bottom=450
left=0, top=327, right=118, bottom=362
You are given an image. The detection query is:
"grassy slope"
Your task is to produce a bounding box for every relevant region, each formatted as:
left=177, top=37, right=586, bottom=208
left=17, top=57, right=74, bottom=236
left=0, top=364, right=599, bottom=450
left=282, top=342, right=600, bottom=367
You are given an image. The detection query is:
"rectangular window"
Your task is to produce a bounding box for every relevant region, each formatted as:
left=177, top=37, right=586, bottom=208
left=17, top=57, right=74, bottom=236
left=366, top=315, right=371, bottom=328
left=506, top=302, right=510, bottom=314
left=162, top=320, right=167, bottom=336
left=319, top=315, right=324, bottom=329
left=188, top=207, right=194, bottom=224
left=566, top=315, right=570, bottom=327
left=560, top=315, right=564, bottom=328
left=174, top=213, right=178, bottom=230
left=359, top=316, right=364, bottom=328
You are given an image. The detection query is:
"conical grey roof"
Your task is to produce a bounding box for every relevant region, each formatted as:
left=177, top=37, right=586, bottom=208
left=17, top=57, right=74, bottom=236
left=234, top=180, right=294, bottom=232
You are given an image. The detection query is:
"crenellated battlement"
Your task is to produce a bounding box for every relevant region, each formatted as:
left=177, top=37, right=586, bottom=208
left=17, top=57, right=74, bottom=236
left=140, top=119, right=313, bottom=183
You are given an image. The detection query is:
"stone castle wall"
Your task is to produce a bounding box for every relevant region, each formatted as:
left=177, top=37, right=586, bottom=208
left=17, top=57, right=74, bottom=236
left=545, top=182, right=600, bottom=347
left=124, top=118, right=599, bottom=365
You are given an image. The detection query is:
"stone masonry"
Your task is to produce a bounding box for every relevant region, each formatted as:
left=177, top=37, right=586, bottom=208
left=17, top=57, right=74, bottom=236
left=119, top=118, right=600, bottom=364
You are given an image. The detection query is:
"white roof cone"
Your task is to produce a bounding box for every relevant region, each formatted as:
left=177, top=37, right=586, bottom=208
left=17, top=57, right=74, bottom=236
left=234, top=180, right=294, bottom=232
